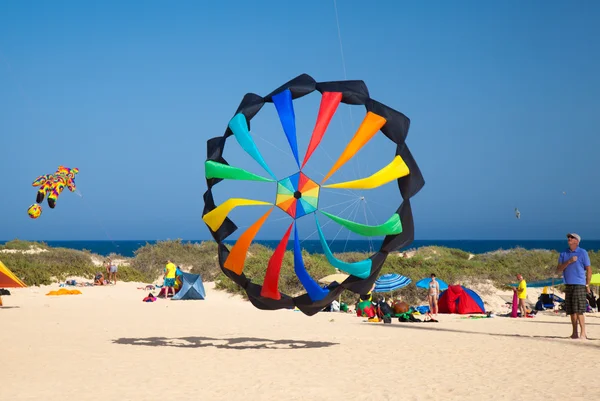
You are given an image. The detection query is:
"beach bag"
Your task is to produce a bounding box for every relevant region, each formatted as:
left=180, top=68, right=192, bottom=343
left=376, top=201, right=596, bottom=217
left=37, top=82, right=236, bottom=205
left=378, top=301, right=393, bottom=317
left=142, top=292, right=157, bottom=302
left=586, top=291, right=597, bottom=308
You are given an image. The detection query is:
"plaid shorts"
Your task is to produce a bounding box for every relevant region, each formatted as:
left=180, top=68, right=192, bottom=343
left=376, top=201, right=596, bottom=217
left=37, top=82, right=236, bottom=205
left=565, top=284, right=587, bottom=315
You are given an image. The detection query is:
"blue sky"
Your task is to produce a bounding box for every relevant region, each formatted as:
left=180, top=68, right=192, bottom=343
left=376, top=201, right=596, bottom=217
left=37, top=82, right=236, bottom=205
left=1, top=0, right=599, bottom=241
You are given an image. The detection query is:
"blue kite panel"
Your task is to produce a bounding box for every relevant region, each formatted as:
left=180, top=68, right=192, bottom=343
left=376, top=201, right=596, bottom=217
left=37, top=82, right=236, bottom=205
left=228, top=113, right=277, bottom=179
left=315, top=215, right=371, bottom=278
left=272, top=89, right=300, bottom=167
left=288, top=171, right=300, bottom=190
left=296, top=198, right=307, bottom=218
left=294, top=223, right=329, bottom=301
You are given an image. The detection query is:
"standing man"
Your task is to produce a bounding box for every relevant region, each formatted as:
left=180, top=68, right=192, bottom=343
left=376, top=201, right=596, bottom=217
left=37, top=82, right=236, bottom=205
left=164, top=259, right=177, bottom=299
left=557, top=233, right=592, bottom=339
left=513, top=274, right=527, bottom=317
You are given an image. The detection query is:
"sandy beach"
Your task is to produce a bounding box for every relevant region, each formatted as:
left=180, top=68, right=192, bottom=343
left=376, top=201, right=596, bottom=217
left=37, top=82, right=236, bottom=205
left=2, top=281, right=599, bottom=401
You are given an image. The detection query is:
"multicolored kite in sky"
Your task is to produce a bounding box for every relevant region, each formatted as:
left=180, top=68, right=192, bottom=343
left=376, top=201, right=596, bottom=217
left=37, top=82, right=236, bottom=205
left=28, top=166, right=79, bottom=219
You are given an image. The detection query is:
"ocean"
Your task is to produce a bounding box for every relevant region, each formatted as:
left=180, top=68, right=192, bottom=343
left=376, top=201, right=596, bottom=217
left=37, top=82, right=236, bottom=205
left=2, top=239, right=599, bottom=257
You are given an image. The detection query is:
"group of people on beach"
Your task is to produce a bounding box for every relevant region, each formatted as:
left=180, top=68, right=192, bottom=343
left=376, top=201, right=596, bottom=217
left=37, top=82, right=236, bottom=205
left=94, top=259, right=118, bottom=286
left=90, top=234, right=593, bottom=341
left=363, top=232, right=593, bottom=340
left=93, top=258, right=176, bottom=293
left=361, top=273, right=441, bottom=320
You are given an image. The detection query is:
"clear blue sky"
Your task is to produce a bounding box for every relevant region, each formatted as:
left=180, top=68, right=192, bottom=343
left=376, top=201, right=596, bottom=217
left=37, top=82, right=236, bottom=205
left=1, top=0, right=599, bottom=241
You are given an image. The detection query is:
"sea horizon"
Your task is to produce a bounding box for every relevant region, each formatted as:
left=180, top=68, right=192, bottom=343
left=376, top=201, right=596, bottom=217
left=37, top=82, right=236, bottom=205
left=2, top=239, right=598, bottom=258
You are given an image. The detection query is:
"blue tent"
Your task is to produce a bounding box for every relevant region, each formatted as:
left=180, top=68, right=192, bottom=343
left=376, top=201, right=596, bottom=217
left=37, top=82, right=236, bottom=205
left=172, top=272, right=206, bottom=300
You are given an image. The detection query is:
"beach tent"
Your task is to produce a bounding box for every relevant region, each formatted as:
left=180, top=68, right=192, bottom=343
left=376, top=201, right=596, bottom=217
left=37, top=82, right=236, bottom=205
left=0, top=260, right=26, bottom=288
left=438, top=285, right=485, bottom=314
left=172, top=272, right=206, bottom=300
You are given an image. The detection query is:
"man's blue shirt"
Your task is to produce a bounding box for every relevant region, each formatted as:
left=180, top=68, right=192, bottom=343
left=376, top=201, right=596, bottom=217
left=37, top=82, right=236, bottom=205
left=559, top=247, right=590, bottom=285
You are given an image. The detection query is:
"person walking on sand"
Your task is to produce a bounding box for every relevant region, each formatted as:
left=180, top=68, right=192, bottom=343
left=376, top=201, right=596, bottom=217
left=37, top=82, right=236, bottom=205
left=163, top=259, right=177, bottom=299
left=557, top=233, right=592, bottom=339
left=513, top=274, right=527, bottom=317
left=428, top=273, right=440, bottom=316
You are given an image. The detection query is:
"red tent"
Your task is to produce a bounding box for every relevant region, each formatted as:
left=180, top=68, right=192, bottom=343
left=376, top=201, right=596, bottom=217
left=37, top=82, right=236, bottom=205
left=438, top=285, right=485, bottom=314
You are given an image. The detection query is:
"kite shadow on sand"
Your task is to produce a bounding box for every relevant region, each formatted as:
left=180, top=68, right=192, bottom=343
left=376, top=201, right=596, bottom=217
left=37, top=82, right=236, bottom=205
left=112, top=336, right=337, bottom=350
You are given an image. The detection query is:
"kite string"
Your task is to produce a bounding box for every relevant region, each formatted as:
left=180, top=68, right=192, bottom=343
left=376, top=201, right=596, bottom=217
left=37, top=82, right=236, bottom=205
left=256, top=133, right=357, bottom=197
left=332, top=0, right=367, bottom=195
left=301, top=198, right=361, bottom=243
left=328, top=197, right=361, bottom=248
left=361, top=199, right=374, bottom=253
left=333, top=0, right=348, bottom=81
left=343, top=198, right=364, bottom=253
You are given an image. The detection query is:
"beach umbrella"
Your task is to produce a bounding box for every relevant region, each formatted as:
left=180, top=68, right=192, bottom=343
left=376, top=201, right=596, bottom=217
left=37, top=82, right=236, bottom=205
left=373, top=273, right=411, bottom=293
left=319, top=273, right=349, bottom=285
left=318, top=273, right=350, bottom=309
left=415, top=278, right=449, bottom=291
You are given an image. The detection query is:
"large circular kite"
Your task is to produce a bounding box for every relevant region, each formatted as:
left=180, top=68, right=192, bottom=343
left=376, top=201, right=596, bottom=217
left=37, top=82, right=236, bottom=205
left=202, top=74, right=424, bottom=316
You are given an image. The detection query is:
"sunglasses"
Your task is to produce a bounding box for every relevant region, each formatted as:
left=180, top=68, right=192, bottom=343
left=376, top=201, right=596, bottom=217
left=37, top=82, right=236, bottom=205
left=568, top=236, right=577, bottom=240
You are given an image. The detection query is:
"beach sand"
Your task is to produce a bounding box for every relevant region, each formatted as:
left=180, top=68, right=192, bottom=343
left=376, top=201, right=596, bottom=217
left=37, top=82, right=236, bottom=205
left=2, top=281, right=599, bottom=401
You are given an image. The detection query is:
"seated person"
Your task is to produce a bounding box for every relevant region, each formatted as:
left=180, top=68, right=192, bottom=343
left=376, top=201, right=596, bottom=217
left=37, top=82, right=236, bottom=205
left=94, top=272, right=105, bottom=286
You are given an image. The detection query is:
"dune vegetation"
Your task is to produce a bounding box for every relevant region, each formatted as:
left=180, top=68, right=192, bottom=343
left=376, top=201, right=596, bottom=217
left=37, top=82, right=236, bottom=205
left=2, top=238, right=596, bottom=304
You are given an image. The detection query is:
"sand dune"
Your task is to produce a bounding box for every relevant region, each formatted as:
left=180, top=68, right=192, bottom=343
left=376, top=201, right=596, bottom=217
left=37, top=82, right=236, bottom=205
left=2, top=281, right=598, bottom=401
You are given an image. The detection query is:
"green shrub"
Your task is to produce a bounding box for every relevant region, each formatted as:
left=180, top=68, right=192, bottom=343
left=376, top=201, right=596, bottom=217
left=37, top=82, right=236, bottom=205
left=0, top=239, right=49, bottom=251
left=216, top=245, right=575, bottom=306
left=129, top=239, right=221, bottom=281
left=1, top=238, right=588, bottom=307
left=1, top=246, right=152, bottom=286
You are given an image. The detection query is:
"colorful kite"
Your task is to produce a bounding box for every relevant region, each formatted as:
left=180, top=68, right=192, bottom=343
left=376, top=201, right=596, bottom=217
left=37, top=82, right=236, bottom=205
left=202, top=74, right=424, bottom=315
left=28, top=166, right=79, bottom=219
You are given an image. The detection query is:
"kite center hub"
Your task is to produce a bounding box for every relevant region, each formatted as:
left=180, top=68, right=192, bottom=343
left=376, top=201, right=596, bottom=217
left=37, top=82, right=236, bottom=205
left=275, top=172, right=320, bottom=219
